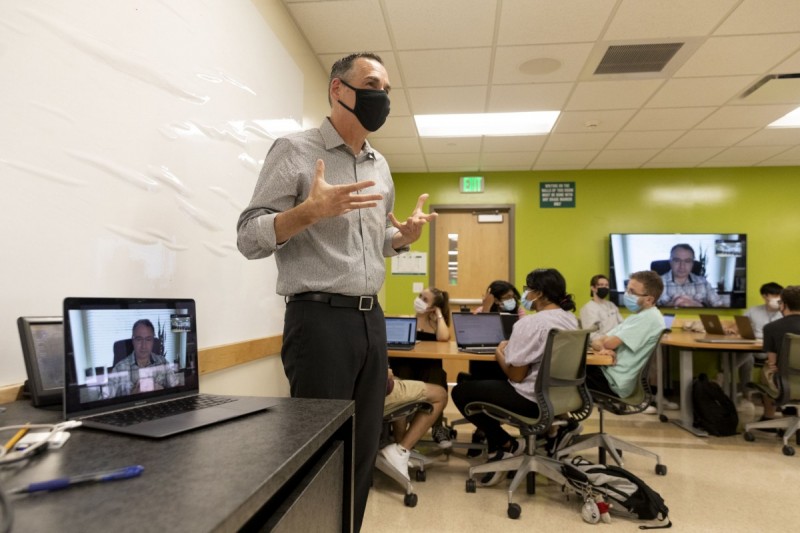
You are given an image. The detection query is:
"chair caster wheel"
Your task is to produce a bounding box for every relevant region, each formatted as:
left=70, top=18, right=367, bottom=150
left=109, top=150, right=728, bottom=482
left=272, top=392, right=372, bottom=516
left=659, top=414, right=668, bottom=423
left=466, top=479, right=476, bottom=493
left=450, top=428, right=458, bottom=439
left=507, top=502, right=521, bottom=519
left=415, top=469, right=426, bottom=482
left=404, top=493, right=418, bottom=507
left=655, top=464, right=667, bottom=476
left=783, top=445, right=795, bottom=456
left=744, top=431, right=755, bottom=442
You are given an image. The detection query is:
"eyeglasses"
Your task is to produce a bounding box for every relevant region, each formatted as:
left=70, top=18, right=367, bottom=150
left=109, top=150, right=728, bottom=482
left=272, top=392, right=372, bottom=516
left=670, top=258, right=694, bottom=266
left=625, top=289, right=648, bottom=298
left=133, top=336, right=154, bottom=344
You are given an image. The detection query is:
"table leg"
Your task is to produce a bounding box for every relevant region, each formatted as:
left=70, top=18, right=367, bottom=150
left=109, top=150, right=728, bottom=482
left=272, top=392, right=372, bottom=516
left=670, top=348, right=708, bottom=437
left=656, top=343, right=664, bottom=416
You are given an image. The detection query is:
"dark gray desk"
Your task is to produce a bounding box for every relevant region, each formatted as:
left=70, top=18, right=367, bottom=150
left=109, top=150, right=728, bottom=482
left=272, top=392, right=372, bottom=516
left=0, top=397, right=354, bottom=532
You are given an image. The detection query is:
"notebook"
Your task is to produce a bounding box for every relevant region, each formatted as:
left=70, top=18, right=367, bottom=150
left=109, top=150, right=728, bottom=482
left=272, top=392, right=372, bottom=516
left=452, top=312, right=506, bottom=354
left=385, top=316, right=417, bottom=350
left=63, top=297, right=275, bottom=438
left=696, top=313, right=758, bottom=344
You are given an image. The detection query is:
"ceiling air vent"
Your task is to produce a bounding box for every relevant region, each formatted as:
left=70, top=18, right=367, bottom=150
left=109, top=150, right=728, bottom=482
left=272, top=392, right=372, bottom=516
left=594, top=43, right=684, bottom=75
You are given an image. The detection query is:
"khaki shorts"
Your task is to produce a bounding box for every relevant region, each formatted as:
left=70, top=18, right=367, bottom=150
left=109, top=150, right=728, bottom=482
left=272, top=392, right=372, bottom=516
left=384, top=378, right=427, bottom=415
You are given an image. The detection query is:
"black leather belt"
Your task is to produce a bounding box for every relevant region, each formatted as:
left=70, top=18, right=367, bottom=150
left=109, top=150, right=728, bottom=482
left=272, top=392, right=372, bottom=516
left=287, top=292, right=376, bottom=311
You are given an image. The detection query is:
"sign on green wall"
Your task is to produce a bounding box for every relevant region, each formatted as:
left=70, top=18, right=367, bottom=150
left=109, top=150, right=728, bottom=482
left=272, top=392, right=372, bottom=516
left=540, top=181, right=575, bottom=208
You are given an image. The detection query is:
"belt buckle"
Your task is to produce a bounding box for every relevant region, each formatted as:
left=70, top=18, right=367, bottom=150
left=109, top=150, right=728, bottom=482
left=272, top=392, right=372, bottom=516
left=358, top=296, right=374, bottom=311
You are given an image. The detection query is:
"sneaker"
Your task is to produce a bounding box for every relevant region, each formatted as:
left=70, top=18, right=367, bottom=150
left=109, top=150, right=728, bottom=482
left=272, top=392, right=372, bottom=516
left=432, top=424, right=452, bottom=449
left=546, top=421, right=582, bottom=457
left=478, top=438, right=523, bottom=487
left=664, top=400, right=680, bottom=410
left=643, top=405, right=658, bottom=415
left=380, top=443, right=410, bottom=481
left=762, top=367, right=779, bottom=395
left=467, top=429, right=486, bottom=458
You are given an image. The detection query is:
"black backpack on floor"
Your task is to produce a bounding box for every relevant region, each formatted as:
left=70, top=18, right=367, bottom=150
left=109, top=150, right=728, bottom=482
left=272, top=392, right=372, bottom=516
left=691, top=373, right=738, bottom=436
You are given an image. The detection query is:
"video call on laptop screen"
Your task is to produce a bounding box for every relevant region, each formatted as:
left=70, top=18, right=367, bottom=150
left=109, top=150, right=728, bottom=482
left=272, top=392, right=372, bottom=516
left=64, top=297, right=199, bottom=416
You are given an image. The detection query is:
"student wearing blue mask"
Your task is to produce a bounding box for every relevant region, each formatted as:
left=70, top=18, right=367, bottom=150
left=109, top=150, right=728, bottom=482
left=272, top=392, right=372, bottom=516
left=473, top=280, right=525, bottom=317
left=585, top=270, right=666, bottom=399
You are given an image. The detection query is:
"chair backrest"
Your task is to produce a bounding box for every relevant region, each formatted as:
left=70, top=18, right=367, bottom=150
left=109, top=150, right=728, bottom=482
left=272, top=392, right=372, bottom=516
left=112, top=338, right=162, bottom=367
left=649, top=259, right=702, bottom=276
left=592, top=329, right=670, bottom=414
left=778, top=332, right=800, bottom=404
left=533, top=328, right=593, bottom=433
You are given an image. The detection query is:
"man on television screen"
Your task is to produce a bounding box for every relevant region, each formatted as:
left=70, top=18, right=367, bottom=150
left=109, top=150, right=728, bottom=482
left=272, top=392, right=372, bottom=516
left=657, top=244, right=722, bottom=308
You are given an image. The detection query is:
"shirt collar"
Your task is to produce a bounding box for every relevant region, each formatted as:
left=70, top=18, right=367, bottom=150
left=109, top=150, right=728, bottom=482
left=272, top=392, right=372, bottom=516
left=320, top=118, right=375, bottom=158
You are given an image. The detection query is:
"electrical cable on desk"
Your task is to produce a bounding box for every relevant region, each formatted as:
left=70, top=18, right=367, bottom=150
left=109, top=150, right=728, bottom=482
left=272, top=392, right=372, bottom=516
left=0, top=421, right=82, bottom=466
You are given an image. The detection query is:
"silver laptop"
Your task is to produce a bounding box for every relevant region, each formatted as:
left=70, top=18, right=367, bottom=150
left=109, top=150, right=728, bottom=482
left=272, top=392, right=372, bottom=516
left=452, top=312, right=506, bottom=354
left=385, top=316, right=417, bottom=350
left=63, top=297, right=275, bottom=438
left=696, top=314, right=757, bottom=344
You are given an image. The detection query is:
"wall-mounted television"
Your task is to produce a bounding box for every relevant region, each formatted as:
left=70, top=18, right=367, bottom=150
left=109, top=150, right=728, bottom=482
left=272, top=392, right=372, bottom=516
left=609, top=233, right=747, bottom=309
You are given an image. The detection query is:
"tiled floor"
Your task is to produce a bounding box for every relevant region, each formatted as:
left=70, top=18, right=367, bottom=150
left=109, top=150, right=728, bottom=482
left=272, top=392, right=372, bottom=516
left=363, top=398, right=799, bottom=532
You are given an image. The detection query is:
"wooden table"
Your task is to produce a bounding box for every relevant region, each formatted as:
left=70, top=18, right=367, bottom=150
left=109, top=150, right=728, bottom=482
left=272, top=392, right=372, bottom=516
left=659, top=329, right=763, bottom=437
left=389, top=340, right=613, bottom=366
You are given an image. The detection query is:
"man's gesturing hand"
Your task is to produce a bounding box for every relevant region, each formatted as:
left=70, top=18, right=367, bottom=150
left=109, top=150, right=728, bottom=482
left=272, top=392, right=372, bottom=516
left=389, top=193, right=437, bottom=249
left=306, top=159, right=383, bottom=219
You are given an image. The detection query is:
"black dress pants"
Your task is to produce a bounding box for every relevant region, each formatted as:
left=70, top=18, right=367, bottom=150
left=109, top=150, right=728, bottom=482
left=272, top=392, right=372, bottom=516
left=281, top=299, right=387, bottom=533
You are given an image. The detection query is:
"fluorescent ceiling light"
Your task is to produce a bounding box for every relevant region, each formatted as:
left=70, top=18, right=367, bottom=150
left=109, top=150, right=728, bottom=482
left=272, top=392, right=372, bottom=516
left=768, top=106, right=800, bottom=128
left=415, top=111, right=559, bottom=137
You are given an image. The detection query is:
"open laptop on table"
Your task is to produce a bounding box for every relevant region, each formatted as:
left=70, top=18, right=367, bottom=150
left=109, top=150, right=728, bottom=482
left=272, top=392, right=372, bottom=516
left=733, top=315, right=758, bottom=340
left=696, top=314, right=758, bottom=344
left=63, top=297, right=275, bottom=438
left=385, top=316, right=417, bottom=350
left=452, top=312, right=507, bottom=354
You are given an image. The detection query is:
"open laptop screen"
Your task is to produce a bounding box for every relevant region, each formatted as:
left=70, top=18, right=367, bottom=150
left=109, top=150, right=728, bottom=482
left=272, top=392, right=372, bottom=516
left=452, top=313, right=506, bottom=347
left=385, top=316, right=417, bottom=345
left=64, top=297, right=198, bottom=419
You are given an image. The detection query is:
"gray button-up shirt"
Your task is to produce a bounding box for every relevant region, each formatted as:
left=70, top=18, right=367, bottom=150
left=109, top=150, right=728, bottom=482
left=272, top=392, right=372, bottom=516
left=237, top=118, right=404, bottom=296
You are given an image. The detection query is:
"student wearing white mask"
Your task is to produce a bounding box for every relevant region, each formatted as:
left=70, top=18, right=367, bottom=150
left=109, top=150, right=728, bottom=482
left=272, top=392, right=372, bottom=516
left=580, top=274, right=623, bottom=341
left=473, top=280, right=525, bottom=317
left=745, top=282, right=784, bottom=339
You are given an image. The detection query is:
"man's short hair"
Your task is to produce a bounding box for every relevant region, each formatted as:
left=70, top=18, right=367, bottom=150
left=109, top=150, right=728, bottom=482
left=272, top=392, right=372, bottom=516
left=328, top=52, right=384, bottom=105
left=630, top=270, right=664, bottom=301
left=780, top=286, right=800, bottom=311
left=670, top=243, right=695, bottom=258
left=132, top=319, right=155, bottom=336
left=760, top=282, right=783, bottom=296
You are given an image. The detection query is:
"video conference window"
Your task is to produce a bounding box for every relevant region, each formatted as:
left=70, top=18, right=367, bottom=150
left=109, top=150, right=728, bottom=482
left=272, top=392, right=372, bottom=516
left=609, top=233, right=747, bottom=309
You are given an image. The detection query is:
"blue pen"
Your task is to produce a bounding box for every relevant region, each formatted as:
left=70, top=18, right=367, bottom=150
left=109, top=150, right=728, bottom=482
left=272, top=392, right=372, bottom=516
left=8, top=465, right=144, bottom=494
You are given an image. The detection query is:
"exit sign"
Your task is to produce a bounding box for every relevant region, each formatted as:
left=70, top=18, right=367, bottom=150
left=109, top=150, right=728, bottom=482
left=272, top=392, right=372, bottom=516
left=460, top=176, right=484, bottom=193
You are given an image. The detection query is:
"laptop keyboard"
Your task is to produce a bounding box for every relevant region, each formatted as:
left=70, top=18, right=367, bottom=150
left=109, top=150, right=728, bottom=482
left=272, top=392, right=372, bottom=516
left=90, top=394, right=236, bottom=427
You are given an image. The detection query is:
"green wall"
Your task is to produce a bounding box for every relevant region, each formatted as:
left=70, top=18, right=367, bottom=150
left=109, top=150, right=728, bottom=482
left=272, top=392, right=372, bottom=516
left=385, top=166, right=800, bottom=320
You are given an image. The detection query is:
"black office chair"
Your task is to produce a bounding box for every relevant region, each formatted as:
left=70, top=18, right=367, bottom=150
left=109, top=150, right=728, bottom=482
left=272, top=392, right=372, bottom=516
left=744, top=333, right=800, bottom=456
left=557, top=330, right=669, bottom=475
left=375, top=400, right=435, bottom=507
left=463, top=328, right=593, bottom=520
left=650, top=259, right=703, bottom=276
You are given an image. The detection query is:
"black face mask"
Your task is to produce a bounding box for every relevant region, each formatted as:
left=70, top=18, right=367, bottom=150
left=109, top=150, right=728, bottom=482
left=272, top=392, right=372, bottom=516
left=596, top=287, right=610, bottom=299
left=338, top=79, right=390, bottom=132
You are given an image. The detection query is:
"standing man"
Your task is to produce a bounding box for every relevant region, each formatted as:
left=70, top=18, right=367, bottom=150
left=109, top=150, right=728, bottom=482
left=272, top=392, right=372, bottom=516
left=237, top=52, right=434, bottom=532
left=657, top=244, right=722, bottom=308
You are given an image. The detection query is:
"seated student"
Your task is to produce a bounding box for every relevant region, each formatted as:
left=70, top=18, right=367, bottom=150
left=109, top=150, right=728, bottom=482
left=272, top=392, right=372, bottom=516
left=390, top=286, right=451, bottom=447
left=379, top=369, right=448, bottom=481
left=760, top=285, right=800, bottom=422
left=657, top=244, right=722, bottom=308
left=451, top=268, right=579, bottom=486
left=472, top=280, right=525, bottom=317
left=746, top=282, right=784, bottom=339
left=580, top=274, right=623, bottom=341
left=586, top=270, right=666, bottom=400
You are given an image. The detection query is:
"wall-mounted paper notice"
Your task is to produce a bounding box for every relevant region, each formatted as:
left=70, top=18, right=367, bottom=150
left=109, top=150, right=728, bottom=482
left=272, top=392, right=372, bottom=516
left=391, top=252, right=427, bottom=275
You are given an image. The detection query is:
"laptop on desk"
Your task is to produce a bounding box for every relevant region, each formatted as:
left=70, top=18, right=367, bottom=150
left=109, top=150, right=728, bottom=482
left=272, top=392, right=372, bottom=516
left=452, top=312, right=507, bottom=354
left=63, top=297, right=275, bottom=438
left=385, top=316, right=418, bottom=350
left=734, top=315, right=757, bottom=340
left=696, top=314, right=758, bottom=344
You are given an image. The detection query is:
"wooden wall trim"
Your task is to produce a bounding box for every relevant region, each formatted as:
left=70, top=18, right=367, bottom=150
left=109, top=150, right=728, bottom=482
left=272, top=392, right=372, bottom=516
left=0, top=335, right=283, bottom=406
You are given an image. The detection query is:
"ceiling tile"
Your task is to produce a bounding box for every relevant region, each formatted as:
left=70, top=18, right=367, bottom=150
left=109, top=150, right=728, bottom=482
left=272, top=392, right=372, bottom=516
left=567, top=79, right=664, bottom=111
left=492, top=44, right=594, bottom=84
left=408, top=86, right=487, bottom=115
left=384, top=0, right=496, bottom=50
left=480, top=152, right=536, bottom=170
left=487, top=83, right=573, bottom=112
left=604, top=0, right=738, bottom=40
left=497, top=0, right=616, bottom=45
left=287, top=1, right=390, bottom=53
left=535, top=150, right=600, bottom=166
left=676, top=34, right=800, bottom=77
left=399, top=48, right=492, bottom=87
left=318, top=51, right=403, bottom=88
left=670, top=128, right=757, bottom=148
left=715, top=0, right=800, bottom=35
left=482, top=136, right=547, bottom=152
left=588, top=149, right=661, bottom=169
left=647, top=147, right=725, bottom=165
left=426, top=152, right=480, bottom=171
left=737, top=128, right=800, bottom=146
left=759, top=145, right=800, bottom=164
left=544, top=132, right=614, bottom=151
left=773, top=48, right=800, bottom=74
left=369, top=116, right=417, bottom=138
left=646, top=76, right=756, bottom=107
left=625, top=107, right=716, bottom=130
left=607, top=130, right=684, bottom=149
left=696, top=105, right=798, bottom=129
left=554, top=109, right=637, bottom=133
left=420, top=137, right=482, bottom=154
left=700, top=145, right=789, bottom=166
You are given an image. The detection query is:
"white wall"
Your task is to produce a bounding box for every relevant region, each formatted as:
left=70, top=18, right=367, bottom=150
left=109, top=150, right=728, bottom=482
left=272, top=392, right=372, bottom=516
left=0, top=0, right=329, bottom=396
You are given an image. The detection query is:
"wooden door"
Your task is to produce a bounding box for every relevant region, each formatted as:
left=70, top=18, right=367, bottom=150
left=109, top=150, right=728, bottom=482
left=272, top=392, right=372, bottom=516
left=430, top=205, right=514, bottom=382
